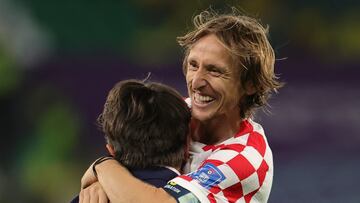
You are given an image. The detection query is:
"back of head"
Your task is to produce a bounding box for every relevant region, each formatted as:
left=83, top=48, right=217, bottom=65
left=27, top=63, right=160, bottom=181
left=98, top=79, right=191, bottom=169
left=178, top=8, right=283, bottom=118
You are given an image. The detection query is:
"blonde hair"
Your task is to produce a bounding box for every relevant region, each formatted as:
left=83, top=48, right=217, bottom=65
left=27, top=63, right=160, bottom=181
left=178, top=9, right=284, bottom=118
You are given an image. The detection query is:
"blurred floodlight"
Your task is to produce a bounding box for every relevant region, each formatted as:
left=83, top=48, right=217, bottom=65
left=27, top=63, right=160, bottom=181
left=0, top=0, right=53, bottom=68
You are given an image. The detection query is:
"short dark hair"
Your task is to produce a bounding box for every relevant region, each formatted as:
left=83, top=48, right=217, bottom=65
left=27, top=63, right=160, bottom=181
left=98, top=79, right=191, bottom=169
left=178, top=9, right=284, bottom=118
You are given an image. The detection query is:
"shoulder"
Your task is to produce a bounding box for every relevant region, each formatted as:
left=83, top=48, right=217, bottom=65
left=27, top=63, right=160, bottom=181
left=214, top=119, right=270, bottom=155
left=171, top=120, right=274, bottom=202
left=131, top=167, right=179, bottom=188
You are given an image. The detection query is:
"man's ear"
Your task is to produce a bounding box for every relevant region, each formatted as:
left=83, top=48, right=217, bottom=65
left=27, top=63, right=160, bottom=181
left=106, top=144, right=116, bottom=157
left=245, top=81, right=256, bottom=95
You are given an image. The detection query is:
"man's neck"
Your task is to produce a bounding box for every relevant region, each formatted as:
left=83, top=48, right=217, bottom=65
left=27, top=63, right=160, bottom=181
left=192, top=116, right=243, bottom=145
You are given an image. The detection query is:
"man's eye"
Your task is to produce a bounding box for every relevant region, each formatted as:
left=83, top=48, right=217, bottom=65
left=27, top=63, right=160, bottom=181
left=188, top=63, right=198, bottom=71
left=209, top=69, right=223, bottom=77
left=209, top=69, right=222, bottom=77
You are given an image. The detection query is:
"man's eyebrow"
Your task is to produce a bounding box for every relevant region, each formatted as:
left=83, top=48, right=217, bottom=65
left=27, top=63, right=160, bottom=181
left=205, top=64, right=226, bottom=72
left=188, top=58, right=197, bottom=63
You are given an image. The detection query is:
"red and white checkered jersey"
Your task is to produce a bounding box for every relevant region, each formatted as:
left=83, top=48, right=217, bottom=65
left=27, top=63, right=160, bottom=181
left=171, top=119, right=273, bottom=203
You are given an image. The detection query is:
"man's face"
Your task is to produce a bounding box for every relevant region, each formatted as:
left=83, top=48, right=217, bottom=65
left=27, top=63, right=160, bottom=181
left=185, top=34, right=244, bottom=123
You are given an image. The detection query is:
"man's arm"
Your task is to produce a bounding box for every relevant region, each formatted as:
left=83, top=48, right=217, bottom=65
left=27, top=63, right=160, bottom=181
left=82, top=159, right=177, bottom=203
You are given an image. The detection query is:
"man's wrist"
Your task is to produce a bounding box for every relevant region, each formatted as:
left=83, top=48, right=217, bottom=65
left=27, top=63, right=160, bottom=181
left=92, top=156, right=115, bottom=179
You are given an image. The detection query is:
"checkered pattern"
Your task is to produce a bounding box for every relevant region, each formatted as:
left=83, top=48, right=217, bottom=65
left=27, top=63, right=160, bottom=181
left=172, top=119, right=273, bottom=203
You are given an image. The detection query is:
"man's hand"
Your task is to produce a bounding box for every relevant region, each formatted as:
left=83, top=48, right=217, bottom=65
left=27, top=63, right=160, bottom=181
left=79, top=182, right=108, bottom=203
left=81, top=161, right=98, bottom=189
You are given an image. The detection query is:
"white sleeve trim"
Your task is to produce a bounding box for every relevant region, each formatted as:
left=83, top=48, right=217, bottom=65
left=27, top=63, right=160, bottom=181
left=163, top=166, right=181, bottom=175
left=171, top=177, right=210, bottom=203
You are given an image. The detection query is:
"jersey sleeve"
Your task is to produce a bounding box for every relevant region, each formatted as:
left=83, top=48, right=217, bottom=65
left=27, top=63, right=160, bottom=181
left=169, top=131, right=272, bottom=203
left=163, top=181, right=200, bottom=203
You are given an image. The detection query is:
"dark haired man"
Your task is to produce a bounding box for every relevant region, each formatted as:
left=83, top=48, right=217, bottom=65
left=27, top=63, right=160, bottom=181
left=80, top=9, right=283, bottom=203
left=71, top=79, right=191, bottom=202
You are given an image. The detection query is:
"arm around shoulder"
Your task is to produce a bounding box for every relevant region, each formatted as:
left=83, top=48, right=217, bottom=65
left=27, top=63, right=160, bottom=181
left=95, top=159, right=177, bottom=203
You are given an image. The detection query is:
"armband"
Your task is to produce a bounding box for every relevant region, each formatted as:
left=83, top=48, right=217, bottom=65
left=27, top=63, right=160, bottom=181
left=92, top=156, right=114, bottom=179
left=164, top=181, right=200, bottom=203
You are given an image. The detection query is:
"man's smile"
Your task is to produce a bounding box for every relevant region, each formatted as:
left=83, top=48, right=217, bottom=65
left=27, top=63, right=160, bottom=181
left=193, top=92, right=215, bottom=106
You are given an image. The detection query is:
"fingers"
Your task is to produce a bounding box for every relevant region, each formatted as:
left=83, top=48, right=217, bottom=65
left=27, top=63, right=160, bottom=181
left=98, top=190, right=108, bottom=203
left=79, top=182, right=109, bottom=203
left=79, top=189, right=89, bottom=203
left=79, top=186, right=95, bottom=203
left=90, top=189, right=98, bottom=203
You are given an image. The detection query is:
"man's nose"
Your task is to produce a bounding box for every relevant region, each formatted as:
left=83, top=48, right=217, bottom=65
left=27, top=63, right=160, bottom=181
left=192, top=68, right=207, bottom=90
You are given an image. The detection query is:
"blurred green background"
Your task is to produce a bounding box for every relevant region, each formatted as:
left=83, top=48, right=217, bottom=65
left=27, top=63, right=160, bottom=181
left=1, top=0, right=360, bottom=202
